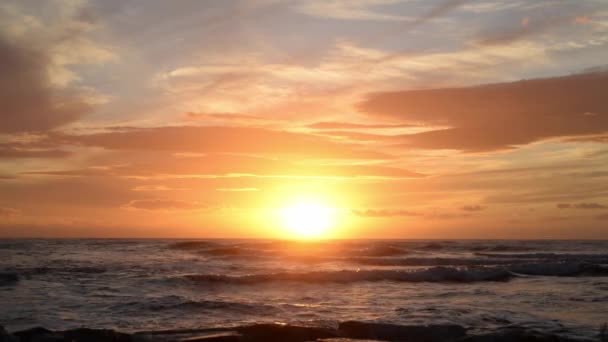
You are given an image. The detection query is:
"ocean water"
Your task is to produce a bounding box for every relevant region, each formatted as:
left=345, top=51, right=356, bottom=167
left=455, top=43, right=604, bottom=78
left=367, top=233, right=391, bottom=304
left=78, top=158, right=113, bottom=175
left=1, top=239, right=607, bottom=339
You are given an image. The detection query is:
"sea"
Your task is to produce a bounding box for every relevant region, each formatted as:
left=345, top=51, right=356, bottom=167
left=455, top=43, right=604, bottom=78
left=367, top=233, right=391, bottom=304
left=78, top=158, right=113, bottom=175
left=1, top=239, right=607, bottom=340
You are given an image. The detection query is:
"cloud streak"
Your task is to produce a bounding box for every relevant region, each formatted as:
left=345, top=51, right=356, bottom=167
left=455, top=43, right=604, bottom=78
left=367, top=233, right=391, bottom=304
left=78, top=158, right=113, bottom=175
left=360, top=71, right=608, bottom=151
left=557, top=202, right=607, bottom=209
left=123, top=199, right=205, bottom=211
left=57, top=126, right=393, bottom=159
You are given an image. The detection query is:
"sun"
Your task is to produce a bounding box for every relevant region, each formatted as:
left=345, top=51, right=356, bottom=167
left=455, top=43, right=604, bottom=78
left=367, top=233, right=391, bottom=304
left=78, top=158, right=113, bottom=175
left=278, top=199, right=337, bottom=239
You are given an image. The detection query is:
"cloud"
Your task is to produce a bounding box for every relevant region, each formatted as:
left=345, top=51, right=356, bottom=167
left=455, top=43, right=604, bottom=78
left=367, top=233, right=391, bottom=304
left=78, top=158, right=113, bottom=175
left=0, top=35, right=90, bottom=133
left=404, top=0, right=466, bottom=29
left=474, top=14, right=578, bottom=46
left=308, top=121, right=415, bottom=129
left=557, top=202, right=607, bottom=209
left=57, top=126, right=393, bottom=159
left=360, top=71, right=608, bottom=151
left=461, top=205, right=484, bottom=212
left=471, top=1, right=601, bottom=46
left=183, top=112, right=267, bottom=123
left=597, top=213, right=608, bottom=220
left=216, top=188, right=259, bottom=192
left=123, top=199, right=205, bottom=211
left=0, top=207, right=19, bottom=217
left=567, top=135, right=608, bottom=143
left=313, top=130, right=396, bottom=142
left=0, top=143, right=70, bottom=159
left=427, top=212, right=471, bottom=220
left=353, top=208, right=472, bottom=220
left=294, top=0, right=409, bottom=21
left=24, top=152, right=425, bottom=179
left=0, top=1, right=116, bottom=134
left=0, top=176, right=144, bottom=208
left=352, top=209, right=421, bottom=217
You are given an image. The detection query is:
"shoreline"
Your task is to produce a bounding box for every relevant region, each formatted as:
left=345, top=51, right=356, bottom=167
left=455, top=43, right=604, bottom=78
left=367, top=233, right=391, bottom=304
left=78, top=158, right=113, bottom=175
left=2, top=321, right=600, bottom=342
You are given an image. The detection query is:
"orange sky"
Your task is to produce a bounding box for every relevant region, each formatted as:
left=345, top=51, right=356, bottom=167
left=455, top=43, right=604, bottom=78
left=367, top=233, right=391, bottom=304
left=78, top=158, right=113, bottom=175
left=1, top=0, right=608, bottom=238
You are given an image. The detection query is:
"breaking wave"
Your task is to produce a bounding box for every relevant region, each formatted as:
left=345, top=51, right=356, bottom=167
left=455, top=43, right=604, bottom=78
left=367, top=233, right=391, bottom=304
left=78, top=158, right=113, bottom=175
left=114, top=295, right=278, bottom=314
left=509, top=262, right=608, bottom=276
left=183, top=266, right=514, bottom=284
left=475, top=252, right=608, bottom=262
left=183, top=262, right=608, bottom=285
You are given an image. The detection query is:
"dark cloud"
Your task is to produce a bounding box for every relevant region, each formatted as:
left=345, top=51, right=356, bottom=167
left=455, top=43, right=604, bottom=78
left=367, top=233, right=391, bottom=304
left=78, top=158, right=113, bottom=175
left=0, top=143, right=70, bottom=159
left=461, top=205, right=484, bottom=212
left=0, top=36, right=90, bottom=133
left=597, top=214, right=608, bottom=221
left=57, top=126, right=393, bottom=159
left=0, top=176, right=144, bottom=208
left=557, top=202, right=607, bottom=209
left=124, top=199, right=205, bottom=211
left=360, top=71, right=608, bottom=151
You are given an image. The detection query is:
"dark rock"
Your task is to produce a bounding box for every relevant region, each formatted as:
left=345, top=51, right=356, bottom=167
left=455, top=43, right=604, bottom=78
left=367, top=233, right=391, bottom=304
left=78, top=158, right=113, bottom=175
left=0, top=272, right=18, bottom=286
left=338, top=321, right=466, bottom=342
left=13, top=327, right=64, bottom=342
left=237, top=323, right=338, bottom=342
left=0, top=326, right=17, bottom=342
left=179, top=332, right=241, bottom=341
left=459, top=328, right=586, bottom=342
left=62, top=328, right=132, bottom=342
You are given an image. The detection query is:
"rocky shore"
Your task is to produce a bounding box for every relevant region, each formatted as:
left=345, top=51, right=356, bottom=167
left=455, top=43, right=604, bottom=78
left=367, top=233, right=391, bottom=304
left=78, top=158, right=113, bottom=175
left=1, top=321, right=598, bottom=342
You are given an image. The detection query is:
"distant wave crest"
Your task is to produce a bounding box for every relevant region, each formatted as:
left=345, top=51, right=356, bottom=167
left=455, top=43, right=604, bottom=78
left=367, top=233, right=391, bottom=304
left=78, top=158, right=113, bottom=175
left=183, top=266, right=514, bottom=284
left=183, top=262, right=608, bottom=285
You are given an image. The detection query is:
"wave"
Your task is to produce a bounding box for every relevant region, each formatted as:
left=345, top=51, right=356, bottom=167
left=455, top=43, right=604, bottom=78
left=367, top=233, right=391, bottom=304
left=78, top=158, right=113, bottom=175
left=192, top=246, right=409, bottom=259
left=115, top=295, right=277, bottom=314
left=509, top=262, right=608, bottom=276
left=2, top=266, right=108, bottom=279
left=183, top=266, right=514, bottom=284
left=182, top=262, right=608, bottom=285
left=26, top=266, right=107, bottom=275
left=350, top=257, right=518, bottom=267
left=475, top=252, right=608, bottom=262
left=168, top=240, right=220, bottom=250
left=347, top=245, right=409, bottom=257
left=469, top=244, right=536, bottom=252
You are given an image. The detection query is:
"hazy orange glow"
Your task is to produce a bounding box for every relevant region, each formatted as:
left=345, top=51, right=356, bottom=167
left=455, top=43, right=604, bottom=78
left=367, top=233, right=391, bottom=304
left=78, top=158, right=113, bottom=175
left=0, top=1, right=607, bottom=239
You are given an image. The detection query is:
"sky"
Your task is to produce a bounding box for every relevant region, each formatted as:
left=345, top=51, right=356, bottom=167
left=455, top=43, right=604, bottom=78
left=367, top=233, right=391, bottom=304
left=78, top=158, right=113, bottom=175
left=1, top=0, right=608, bottom=239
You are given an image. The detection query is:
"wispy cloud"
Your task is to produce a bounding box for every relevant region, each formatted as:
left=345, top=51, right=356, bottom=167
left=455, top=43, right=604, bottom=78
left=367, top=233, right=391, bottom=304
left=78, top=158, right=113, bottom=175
left=294, top=0, right=409, bottom=21
left=123, top=199, right=206, bottom=211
